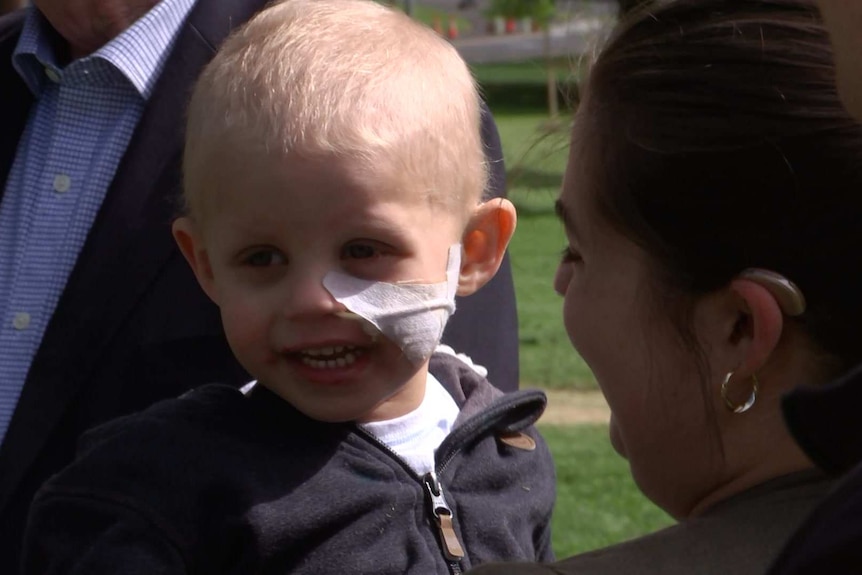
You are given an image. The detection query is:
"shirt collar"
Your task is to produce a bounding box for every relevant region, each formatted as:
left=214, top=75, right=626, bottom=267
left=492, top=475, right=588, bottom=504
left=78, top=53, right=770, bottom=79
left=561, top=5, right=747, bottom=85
left=11, top=7, right=55, bottom=95
left=12, top=0, right=197, bottom=100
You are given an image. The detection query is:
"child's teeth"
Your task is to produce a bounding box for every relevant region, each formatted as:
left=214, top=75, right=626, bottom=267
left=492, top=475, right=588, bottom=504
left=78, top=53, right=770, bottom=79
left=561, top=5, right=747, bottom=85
left=299, top=348, right=361, bottom=368
left=304, top=345, right=357, bottom=358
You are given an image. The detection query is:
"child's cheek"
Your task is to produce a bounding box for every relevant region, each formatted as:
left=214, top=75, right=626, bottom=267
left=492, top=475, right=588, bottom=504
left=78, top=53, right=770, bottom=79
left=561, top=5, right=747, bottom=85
left=219, top=294, right=275, bottom=368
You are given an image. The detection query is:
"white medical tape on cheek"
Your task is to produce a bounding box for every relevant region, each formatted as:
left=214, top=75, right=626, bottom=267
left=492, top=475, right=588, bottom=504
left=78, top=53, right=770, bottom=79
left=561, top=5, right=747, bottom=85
left=322, top=245, right=462, bottom=365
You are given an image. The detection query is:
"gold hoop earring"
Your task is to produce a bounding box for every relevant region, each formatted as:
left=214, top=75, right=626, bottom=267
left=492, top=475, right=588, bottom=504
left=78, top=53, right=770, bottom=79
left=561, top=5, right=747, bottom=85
left=721, top=372, right=758, bottom=414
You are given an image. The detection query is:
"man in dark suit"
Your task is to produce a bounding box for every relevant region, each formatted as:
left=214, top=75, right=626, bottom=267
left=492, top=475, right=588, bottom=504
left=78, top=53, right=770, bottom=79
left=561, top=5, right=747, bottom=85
left=0, top=0, right=519, bottom=570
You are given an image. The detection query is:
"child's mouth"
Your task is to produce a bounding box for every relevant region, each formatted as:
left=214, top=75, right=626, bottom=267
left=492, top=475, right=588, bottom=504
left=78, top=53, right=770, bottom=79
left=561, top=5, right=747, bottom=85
left=296, top=345, right=364, bottom=369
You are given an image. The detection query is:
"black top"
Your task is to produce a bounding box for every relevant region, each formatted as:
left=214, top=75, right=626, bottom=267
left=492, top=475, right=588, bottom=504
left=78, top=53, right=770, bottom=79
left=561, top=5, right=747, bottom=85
left=767, top=361, right=862, bottom=574
left=22, top=354, right=556, bottom=574
left=472, top=470, right=832, bottom=575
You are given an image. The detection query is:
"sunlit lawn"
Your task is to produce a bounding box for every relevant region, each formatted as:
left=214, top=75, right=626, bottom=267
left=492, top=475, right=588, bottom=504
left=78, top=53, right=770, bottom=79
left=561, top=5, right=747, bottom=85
left=496, top=112, right=671, bottom=554
left=493, top=112, right=597, bottom=390
left=542, top=425, right=674, bottom=557
left=482, top=66, right=673, bottom=558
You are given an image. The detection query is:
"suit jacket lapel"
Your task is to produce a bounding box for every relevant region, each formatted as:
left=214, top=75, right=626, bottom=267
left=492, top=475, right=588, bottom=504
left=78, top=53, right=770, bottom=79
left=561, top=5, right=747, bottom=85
left=0, top=11, right=32, bottom=200
left=0, top=0, right=266, bottom=514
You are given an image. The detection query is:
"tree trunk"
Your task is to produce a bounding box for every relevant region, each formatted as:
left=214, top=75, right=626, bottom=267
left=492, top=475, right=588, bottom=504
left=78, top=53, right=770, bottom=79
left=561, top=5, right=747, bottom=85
left=544, top=26, right=559, bottom=121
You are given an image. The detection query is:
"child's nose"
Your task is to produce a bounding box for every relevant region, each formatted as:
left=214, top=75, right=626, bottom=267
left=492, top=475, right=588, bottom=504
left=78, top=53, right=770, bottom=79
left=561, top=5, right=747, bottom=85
left=281, top=273, right=345, bottom=319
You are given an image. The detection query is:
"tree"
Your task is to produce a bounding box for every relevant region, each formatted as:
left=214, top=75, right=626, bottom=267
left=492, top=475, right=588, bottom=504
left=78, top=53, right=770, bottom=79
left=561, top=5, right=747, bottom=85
left=486, top=0, right=555, bottom=24
left=532, top=0, right=559, bottom=121
left=485, top=0, right=520, bottom=20
left=530, top=0, right=557, bottom=28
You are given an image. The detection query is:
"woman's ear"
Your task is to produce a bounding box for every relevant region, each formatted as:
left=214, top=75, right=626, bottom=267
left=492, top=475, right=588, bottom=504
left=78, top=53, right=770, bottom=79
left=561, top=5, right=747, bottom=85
left=725, top=277, right=785, bottom=380
left=457, top=198, right=517, bottom=296
left=172, top=217, right=219, bottom=305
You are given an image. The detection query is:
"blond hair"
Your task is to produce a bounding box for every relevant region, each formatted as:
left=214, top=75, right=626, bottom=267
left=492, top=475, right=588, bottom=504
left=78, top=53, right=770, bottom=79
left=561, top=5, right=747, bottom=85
left=183, top=0, right=486, bottom=217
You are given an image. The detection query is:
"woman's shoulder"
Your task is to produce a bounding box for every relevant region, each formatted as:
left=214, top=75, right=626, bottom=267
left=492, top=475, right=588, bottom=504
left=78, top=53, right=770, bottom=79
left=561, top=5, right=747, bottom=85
left=544, top=521, right=751, bottom=575
left=550, top=471, right=834, bottom=575
left=468, top=472, right=835, bottom=575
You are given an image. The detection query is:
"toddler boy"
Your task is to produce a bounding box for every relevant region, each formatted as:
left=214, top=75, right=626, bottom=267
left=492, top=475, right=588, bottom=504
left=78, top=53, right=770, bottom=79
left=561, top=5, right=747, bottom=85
left=21, top=0, right=555, bottom=573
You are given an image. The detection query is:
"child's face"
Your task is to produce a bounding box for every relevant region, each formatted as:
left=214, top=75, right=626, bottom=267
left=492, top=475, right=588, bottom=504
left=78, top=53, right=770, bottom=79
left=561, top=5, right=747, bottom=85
left=178, top=149, right=465, bottom=423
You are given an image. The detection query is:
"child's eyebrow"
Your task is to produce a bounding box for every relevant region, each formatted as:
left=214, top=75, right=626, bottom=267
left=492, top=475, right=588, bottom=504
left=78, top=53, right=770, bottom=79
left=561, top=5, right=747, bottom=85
left=554, top=198, right=580, bottom=241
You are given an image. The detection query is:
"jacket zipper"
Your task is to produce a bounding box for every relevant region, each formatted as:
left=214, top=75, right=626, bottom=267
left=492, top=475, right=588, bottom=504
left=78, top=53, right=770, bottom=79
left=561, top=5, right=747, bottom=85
left=355, top=427, right=466, bottom=574
left=423, top=469, right=465, bottom=574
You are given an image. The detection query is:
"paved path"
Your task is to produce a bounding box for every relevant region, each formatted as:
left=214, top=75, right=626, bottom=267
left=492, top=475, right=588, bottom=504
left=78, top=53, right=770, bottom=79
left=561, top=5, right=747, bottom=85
left=452, top=19, right=609, bottom=63
left=410, top=0, right=616, bottom=63
left=536, top=389, right=610, bottom=426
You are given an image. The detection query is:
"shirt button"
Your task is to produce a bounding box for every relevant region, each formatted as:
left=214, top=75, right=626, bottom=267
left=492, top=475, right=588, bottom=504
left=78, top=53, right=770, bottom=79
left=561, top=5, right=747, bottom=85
left=44, top=67, right=60, bottom=83
left=12, top=312, right=30, bottom=330
left=53, top=174, right=71, bottom=193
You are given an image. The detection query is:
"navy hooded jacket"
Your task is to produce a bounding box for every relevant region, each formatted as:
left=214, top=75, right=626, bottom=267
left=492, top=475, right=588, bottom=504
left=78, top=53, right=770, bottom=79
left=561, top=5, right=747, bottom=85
left=22, top=353, right=555, bottom=574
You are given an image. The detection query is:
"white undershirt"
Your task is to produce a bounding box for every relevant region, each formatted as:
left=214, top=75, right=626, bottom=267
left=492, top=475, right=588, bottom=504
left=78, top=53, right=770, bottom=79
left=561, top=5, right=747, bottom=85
left=359, top=373, right=460, bottom=475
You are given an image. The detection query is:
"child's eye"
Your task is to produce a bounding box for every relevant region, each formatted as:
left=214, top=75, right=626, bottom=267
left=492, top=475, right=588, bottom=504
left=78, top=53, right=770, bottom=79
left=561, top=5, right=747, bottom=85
left=342, top=242, right=384, bottom=260
left=559, top=246, right=583, bottom=264
left=243, top=249, right=286, bottom=267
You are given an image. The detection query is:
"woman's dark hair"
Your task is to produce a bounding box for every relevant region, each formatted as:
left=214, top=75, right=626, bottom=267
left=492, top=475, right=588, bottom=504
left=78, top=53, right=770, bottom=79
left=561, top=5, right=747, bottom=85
left=579, top=0, right=862, bottom=374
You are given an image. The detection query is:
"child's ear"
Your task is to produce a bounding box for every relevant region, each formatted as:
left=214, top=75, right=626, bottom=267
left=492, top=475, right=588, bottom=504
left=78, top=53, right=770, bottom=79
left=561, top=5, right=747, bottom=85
left=172, top=217, right=219, bottom=305
left=457, top=198, right=517, bottom=296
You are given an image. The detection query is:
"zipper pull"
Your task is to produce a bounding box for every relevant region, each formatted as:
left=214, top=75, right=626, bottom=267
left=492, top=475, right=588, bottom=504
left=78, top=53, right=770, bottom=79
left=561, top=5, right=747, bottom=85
left=423, top=471, right=465, bottom=562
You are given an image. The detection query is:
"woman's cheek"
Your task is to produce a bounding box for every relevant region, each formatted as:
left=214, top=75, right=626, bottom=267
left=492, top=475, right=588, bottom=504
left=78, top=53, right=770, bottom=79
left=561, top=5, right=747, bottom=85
left=608, top=414, right=627, bottom=458
left=561, top=292, right=583, bottom=352
left=562, top=281, right=599, bottom=360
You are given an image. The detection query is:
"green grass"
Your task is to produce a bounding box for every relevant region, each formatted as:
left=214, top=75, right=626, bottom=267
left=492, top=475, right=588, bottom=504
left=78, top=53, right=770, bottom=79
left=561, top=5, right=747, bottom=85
left=542, top=425, right=674, bottom=556
left=471, top=59, right=580, bottom=86
left=473, top=60, right=581, bottom=114
left=492, top=112, right=596, bottom=389
left=493, top=110, right=675, bottom=555
left=510, top=199, right=597, bottom=390
left=478, top=57, right=672, bottom=561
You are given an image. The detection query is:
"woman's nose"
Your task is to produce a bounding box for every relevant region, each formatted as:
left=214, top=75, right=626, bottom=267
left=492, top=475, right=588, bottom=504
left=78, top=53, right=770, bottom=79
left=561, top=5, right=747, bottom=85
left=554, top=263, right=571, bottom=296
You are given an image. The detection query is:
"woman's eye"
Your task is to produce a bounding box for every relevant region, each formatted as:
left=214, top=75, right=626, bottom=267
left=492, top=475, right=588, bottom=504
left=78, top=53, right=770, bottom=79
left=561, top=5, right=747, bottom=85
left=342, top=243, right=380, bottom=260
left=560, top=246, right=583, bottom=264
left=243, top=250, right=286, bottom=267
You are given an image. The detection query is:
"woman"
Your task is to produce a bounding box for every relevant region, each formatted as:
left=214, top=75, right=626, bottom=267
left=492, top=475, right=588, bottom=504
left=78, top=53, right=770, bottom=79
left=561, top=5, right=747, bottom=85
left=471, top=0, right=862, bottom=573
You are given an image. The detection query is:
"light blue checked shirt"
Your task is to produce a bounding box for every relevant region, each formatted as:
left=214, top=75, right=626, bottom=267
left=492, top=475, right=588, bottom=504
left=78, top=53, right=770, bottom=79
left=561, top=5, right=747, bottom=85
left=0, top=0, right=196, bottom=443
